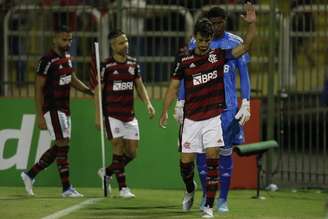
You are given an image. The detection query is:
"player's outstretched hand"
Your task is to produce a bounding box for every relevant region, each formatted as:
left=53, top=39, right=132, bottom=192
left=147, top=102, right=156, bottom=119
left=159, top=112, right=168, bottom=128
left=235, top=99, right=251, bottom=126
left=38, top=116, right=47, bottom=130
left=240, top=1, right=256, bottom=23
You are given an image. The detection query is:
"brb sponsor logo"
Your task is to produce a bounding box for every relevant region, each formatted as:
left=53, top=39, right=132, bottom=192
left=113, top=81, right=133, bottom=91
left=0, top=115, right=52, bottom=170
left=192, top=70, right=218, bottom=86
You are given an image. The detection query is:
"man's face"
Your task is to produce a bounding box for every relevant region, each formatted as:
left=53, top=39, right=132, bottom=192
left=111, top=34, right=129, bottom=56
left=210, top=16, right=225, bottom=38
left=54, top=32, right=72, bottom=52
left=195, top=32, right=212, bottom=54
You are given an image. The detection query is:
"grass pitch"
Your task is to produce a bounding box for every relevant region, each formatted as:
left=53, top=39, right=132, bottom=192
left=0, top=187, right=326, bottom=219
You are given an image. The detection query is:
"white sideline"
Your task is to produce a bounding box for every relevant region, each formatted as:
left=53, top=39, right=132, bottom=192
left=41, top=198, right=104, bottom=219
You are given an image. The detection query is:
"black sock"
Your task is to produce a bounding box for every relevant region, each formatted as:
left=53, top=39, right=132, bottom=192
left=180, top=161, right=195, bottom=193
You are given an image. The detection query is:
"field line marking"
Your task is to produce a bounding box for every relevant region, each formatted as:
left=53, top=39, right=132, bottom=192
left=41, top=198, right=104, bottom=219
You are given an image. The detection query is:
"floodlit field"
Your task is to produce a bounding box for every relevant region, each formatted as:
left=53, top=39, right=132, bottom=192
left=0, top=187, right=326, bottom=219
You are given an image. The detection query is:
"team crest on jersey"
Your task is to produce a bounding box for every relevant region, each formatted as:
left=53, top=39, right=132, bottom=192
left=208, top=54, right=218, bottom=63
left=128, top=66, right=135, bottom=75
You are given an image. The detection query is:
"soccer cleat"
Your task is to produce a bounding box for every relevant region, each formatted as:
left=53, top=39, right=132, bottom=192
left=182, top=181, right=197, bottom=211
left=21, top=172, right=34, bottom=196
left=199, top=195, right=206, bottom=211
left=182, top=191, right=195, bottom=211
left=202, top=205, right=214, bottom=218
left=119, top=187, right=135, bottom=198
left=216, top=198, right=229, bottom=213
left=97, top=168, right=112, bottom=196
left=62, top=186, right=84, bottom=198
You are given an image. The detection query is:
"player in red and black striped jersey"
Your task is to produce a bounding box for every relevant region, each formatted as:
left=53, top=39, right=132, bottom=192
left=160, top=3, right=256, bottom=217
left=101, top=55, right=141, bottom=122
left=21, top=26, right=93, bottom=198
left=172, top=48, right=229, bottom=121
left=95, top=30, right=155, bottom=198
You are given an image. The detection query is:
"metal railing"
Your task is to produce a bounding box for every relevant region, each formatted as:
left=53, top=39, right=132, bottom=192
left=2, top=4, right=103, bottom=97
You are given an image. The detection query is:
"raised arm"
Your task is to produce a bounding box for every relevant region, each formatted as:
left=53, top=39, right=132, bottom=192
left=232, top=2, right=257, bottom=58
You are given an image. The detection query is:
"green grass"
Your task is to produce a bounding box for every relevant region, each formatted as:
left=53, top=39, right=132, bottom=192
left=0, top=187, right=326, bottom=219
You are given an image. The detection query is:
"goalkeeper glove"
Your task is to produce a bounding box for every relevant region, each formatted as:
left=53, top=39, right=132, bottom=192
left=173, top=100, right=184, bottom=124
left=235, top=99, right=251, bottom=126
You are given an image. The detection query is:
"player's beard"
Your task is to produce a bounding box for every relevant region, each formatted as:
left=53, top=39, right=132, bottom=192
left=58, top=45, right=70, bottom=54
left=119, top=47, right=128, bottom=56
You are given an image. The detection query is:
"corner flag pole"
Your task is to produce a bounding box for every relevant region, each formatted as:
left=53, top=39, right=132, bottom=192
left=94, top=42, right=107, bottom=197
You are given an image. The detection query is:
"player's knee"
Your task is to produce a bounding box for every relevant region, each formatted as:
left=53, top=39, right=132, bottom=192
left=111, top=138, right=124, bottom=148
left=219, top=147, right=233, bottom=156
left=180, top=161, right=194, bottom=179
left=206, top=147, right=219, bottom=158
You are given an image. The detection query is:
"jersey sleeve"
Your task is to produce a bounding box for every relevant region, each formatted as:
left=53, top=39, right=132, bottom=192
left=223, top=49, right=234, bottom=60
left=237, top=57, right=251, bottom=100
left=36, top=56, right=51, bottom=76
left=171, top=54, right=184, bottom=80
left=239, top=52, right=251, bottom=64
left=177, top=79, right=185, bottom=100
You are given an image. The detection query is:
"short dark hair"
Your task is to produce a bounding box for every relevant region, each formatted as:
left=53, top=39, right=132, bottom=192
left=207, top=7, right=226, bottom=19
left=193, top=18, right=214, bottom=38
left=108, top=30, right=125, bottom=40
left=55, top=25, right=71, bottom=33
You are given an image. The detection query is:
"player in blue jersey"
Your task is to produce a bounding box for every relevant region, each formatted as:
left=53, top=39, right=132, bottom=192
left=174, top=7, right=251, bottom=212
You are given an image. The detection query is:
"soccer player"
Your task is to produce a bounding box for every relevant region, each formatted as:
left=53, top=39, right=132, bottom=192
left=21, top=25, right=94, bottom=197
left=159, top=2, right=256, bottom=218
left=174, top=7, right=252, bottom=212
left=95, top=30, right=155, bottom=198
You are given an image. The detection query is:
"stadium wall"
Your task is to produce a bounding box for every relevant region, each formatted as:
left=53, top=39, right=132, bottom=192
left=0, top=98, right=259, bottom=189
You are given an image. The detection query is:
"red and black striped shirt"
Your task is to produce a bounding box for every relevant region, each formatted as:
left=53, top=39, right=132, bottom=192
left=101, top=56, right=140, bottom=122
left=172, top=48, right=232, bottom=121
left=37, top=50, right=74, bottom=115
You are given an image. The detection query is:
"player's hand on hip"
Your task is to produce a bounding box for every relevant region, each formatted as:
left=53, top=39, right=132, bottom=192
left=147, top=102, right=156, bottom=119
left=240, top=1, right=256, bottom=23
left=235, top=99, right=251, bottom=126
left=38, top=116, right=47, bottom=130
left=159, top=112, right=168, bottom=128
left=173, top=100, right=184, bottom=124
